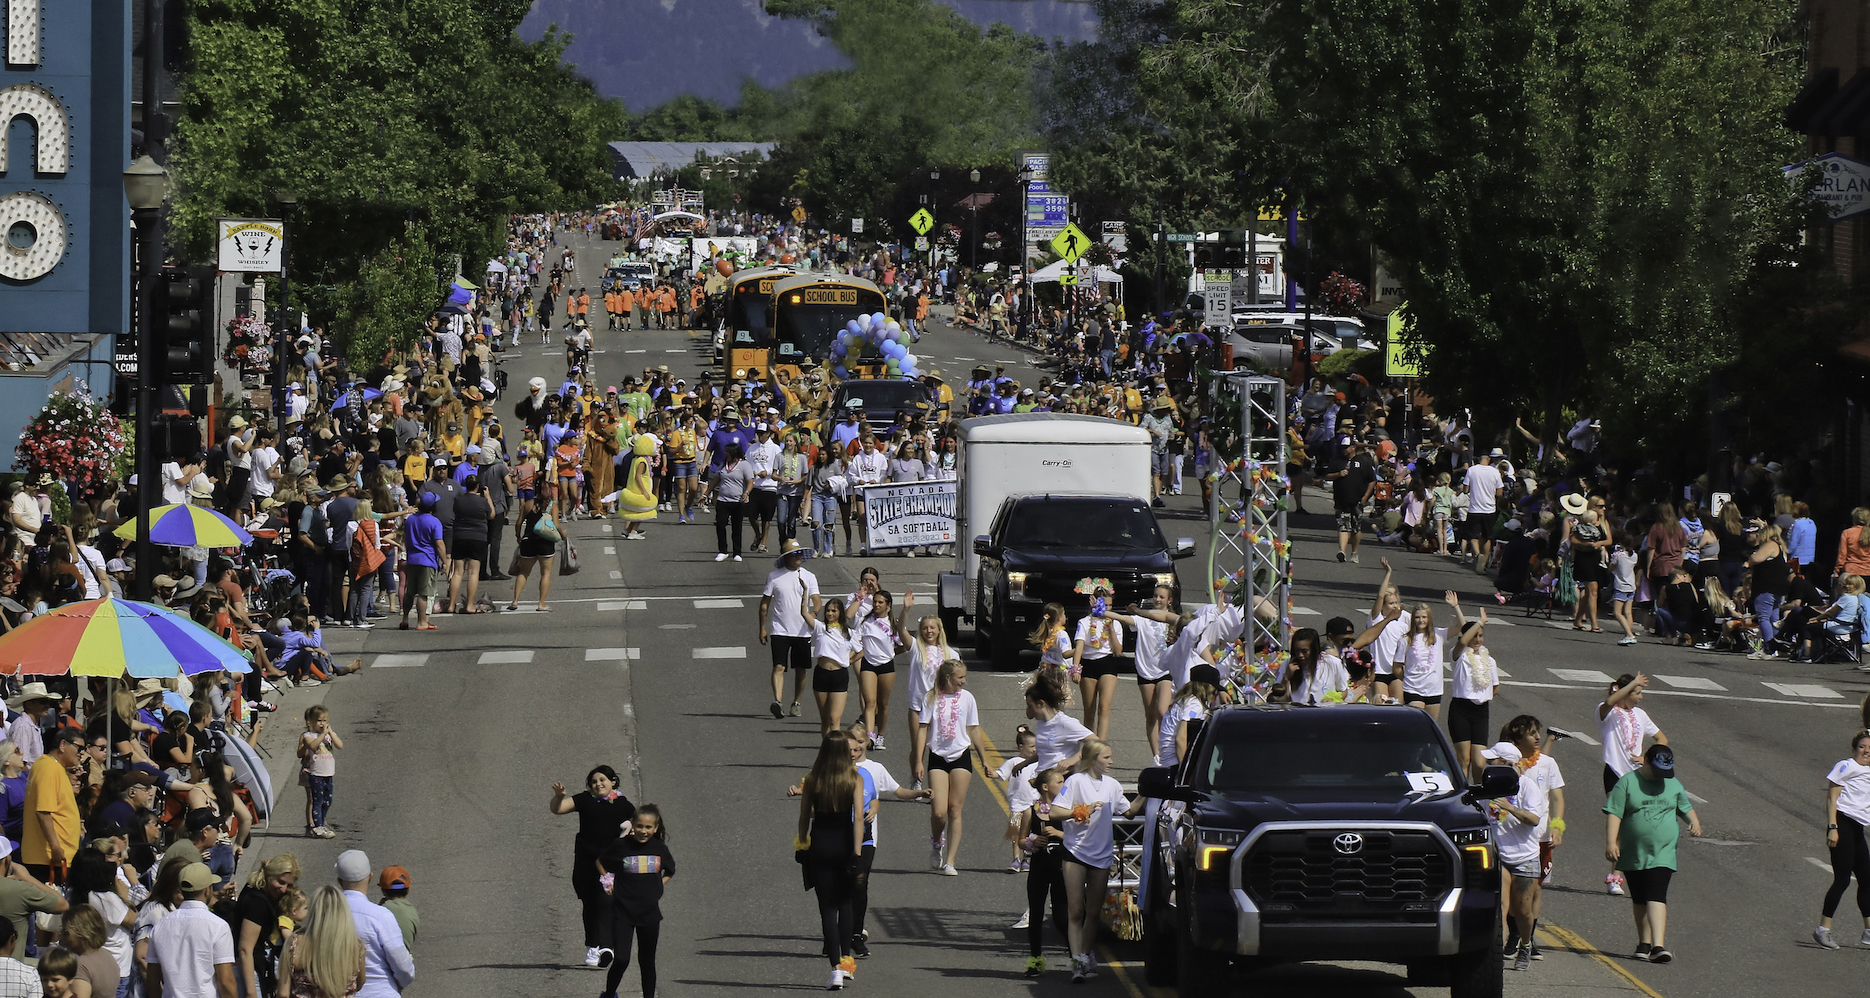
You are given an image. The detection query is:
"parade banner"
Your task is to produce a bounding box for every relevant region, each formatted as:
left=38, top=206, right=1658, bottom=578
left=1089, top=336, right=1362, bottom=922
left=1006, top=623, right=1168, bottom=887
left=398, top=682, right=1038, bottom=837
left=859, top=480, right=956, bottom=550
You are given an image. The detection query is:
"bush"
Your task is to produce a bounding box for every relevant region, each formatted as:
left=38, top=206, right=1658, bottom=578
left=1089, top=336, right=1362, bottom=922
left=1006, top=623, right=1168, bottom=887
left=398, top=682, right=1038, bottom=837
left=1317, top=348, right=1378, bottom=380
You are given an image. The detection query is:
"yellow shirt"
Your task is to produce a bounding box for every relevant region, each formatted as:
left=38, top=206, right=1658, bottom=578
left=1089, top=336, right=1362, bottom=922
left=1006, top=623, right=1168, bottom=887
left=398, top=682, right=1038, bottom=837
left=439, top=433, right=465, bottom=459
left=403, top=453, right=428, bottom=482
left=23, top=755, right=78, bottom=866
left=669, top=427, right=697, bottom=462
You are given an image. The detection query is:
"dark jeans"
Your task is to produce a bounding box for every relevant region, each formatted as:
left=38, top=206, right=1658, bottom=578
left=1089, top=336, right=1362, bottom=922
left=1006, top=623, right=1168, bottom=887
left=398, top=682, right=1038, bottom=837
left=715, top=499, right=745, bottom=555
left=486, top=512, right=509, bottom=576
left=851, top=844, right=876, bottom=937
left=778, top=492, right=802, bottom=543
left=298, top=554, right=328, bottom=619
left=602, top=916, right=659, bottom=997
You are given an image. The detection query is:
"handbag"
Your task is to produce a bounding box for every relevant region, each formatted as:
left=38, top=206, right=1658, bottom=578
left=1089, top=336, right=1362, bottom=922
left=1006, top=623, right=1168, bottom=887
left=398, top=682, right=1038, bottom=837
left=533, top=513, right=562, bottom=542
left=559, top=539, right=581, bottom=576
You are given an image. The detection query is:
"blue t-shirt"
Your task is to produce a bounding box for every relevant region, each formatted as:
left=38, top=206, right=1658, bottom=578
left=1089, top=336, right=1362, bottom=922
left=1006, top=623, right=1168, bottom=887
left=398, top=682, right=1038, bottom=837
left=708, top=425, right=754, bottom=469
left=405, top=512, right=444, bottom=569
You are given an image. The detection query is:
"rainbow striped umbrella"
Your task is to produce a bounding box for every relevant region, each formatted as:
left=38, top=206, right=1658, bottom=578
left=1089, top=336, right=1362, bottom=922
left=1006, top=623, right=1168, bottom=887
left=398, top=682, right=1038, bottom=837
left=112, top=503, right=253, bottom=549
left=0, top=596, right=250, bottom=677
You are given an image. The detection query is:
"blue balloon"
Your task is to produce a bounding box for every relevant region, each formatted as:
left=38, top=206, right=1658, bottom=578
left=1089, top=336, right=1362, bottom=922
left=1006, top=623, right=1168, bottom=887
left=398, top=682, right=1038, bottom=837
left=831, top=341, right=846, bottom=357
left=872, top=312, right=888, bottom=328
left=845, top=320, right=861, bottom=335
left=834, top=364, right=850, bottom=378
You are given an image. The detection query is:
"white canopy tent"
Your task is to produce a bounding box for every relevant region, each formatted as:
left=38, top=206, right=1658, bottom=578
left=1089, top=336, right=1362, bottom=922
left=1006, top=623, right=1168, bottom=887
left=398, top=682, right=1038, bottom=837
left=1030, top=259, right=1123, bottom=283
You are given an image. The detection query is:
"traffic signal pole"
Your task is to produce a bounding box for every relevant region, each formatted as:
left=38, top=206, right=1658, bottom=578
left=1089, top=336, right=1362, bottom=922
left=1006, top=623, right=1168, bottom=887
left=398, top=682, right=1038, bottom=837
left=131, top=206, right=160, bottom=602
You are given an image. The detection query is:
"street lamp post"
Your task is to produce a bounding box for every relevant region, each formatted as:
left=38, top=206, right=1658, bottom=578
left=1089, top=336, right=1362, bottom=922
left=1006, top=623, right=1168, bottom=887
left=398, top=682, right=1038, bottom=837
left=968, top=168, right=981, bottom=271
left=122, top=156, right=168, bottom=602
left=929, top=166, right=940, bottom=273
left=272, top=190, right=298, bottom=433
left=1017, top=163, right=1033, bottom=338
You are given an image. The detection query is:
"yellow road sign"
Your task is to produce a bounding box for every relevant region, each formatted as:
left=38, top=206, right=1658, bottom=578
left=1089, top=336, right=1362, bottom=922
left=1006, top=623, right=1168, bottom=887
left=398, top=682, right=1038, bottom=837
left=1050, top=223, right=1092, bottom=262
left=1059, top=273, right=1078, bottom=286
left=908, top=208, right=934, bottom=235
left=791, top=206, right=807, bottom=223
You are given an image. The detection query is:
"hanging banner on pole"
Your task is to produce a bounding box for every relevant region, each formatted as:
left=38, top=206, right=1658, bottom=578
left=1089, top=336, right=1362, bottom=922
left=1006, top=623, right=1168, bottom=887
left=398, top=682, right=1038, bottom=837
left=859, top=481, right=956, bottom=550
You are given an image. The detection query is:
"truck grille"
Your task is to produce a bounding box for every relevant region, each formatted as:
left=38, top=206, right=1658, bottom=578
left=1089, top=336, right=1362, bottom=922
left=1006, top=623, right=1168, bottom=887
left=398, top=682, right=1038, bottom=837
left=1244, top=830, right=1452, bottom=911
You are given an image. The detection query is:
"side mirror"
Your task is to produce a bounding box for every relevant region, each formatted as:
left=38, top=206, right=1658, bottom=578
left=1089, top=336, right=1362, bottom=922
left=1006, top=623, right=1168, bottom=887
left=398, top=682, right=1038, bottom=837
left=973, top=535, right=994, bottom=556
left=1172, top=537, right=1196, bottom=560
left=1470, top=765, right=1521, bottom=800
left=1138, top=766, right=1194, bottom=803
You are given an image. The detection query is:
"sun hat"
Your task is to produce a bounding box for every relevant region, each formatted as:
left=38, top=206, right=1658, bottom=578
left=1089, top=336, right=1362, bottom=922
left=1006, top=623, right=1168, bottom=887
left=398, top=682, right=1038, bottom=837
left=186, top=478, right=215, bottom=500
left=774, top=538, right=814, bottom=568
left=6, top=682, right=56, bottom=708
left=1559, top=493, right=1588, bottom=516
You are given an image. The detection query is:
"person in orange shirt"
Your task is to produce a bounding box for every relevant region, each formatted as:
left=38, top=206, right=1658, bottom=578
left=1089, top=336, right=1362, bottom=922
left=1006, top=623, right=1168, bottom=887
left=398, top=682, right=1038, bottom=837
left=658, top=284, right=677, bottom=329
left=913, top=290, right=930, bottom=339
left=618, top=284, right=635, bottom=329
left=565, top=291, right=577, bottom=329
left=688, top=284, right=705, bottom=329
left=576, top=289, right=591, bottom=322
left=604, top=289, right=621, bottom=330
left=635, top=286, right=653, bottom=329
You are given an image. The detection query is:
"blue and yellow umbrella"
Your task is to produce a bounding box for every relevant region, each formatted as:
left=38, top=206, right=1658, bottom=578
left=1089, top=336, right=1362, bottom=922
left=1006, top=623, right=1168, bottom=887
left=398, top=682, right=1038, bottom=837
left=112, top=503, right=254, bottom=548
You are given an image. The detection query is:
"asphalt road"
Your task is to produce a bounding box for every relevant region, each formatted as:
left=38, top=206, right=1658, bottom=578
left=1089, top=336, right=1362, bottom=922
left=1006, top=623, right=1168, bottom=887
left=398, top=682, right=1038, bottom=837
left=226, top=231, right=1864, bottom=998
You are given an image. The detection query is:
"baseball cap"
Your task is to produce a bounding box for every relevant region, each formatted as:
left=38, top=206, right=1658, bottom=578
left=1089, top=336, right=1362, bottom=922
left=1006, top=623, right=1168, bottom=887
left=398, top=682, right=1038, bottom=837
left=1480, top=741, right=1522, bottom=764
left=1324, top=615, right=1356, bottom=637
left=379, top=866, right=412, bottom=890
left=177, top=863, right=216, bottom=892
left=185, top=808, right=221, bottom=833
left=1645, top=744, right=1675, bottom=773
left=1189, top=663, right=1221, bottom=688
left=335, top=849, right=372, bottom=883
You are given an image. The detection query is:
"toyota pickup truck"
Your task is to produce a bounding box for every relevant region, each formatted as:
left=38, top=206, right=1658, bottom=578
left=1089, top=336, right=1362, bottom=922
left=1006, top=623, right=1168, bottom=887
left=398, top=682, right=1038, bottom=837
left=1138, top=705, right=1517, bottom=998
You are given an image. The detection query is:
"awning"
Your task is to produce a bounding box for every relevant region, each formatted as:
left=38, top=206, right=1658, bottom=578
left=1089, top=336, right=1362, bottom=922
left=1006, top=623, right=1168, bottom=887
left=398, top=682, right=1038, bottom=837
left=1030, top=259, right=1123, bottom=283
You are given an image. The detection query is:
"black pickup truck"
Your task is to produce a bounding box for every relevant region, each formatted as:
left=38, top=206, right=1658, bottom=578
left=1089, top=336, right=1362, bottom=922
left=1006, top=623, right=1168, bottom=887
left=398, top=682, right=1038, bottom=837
left=1138, top=705, right=1516, bottom=998
left=970, top=493, right=1194, bottom=669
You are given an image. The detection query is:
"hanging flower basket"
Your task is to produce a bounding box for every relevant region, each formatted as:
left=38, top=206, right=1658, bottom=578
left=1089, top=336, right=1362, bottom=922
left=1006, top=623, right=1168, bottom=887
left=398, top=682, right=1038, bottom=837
left=15, top=384, right=126, bottom=495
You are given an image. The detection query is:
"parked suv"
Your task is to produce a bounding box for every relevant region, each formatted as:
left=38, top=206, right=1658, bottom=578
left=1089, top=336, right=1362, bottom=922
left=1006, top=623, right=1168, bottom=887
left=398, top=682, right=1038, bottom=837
left=1138, top=705, right=1515, bottom=998
left=972, top=494, right=1193, bottom=668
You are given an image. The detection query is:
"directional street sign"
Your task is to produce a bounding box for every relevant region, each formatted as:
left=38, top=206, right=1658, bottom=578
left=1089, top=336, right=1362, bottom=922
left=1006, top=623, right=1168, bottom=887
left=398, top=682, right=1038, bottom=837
left=1165, top=232, right=1198, bottom=242
left=1059, top=273, right=1078, bottom=286
left=1050, top=222, right=1092, bottom=262
left=908, top=208, right=934, bottom=235
left=791, top=206, right=807, bottom=223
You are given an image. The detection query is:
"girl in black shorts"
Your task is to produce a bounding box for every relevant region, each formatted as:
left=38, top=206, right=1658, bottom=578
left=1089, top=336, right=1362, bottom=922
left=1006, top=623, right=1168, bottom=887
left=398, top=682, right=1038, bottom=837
left=1071, top=588, right=1128, bottom=740
left=913, top=660, right=982, bottom=876
left=855, top=590, right=910, bottom=752
left=1447, top=611, right=1498, bottom=779
left=809, top=601, right=860, bottom=735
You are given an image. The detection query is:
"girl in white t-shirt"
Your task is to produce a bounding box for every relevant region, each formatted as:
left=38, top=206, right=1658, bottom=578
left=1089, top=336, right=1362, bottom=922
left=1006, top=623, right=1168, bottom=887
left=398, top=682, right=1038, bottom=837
left=904, top=615, right=954, bottom=784
left=1025, top=673, right=1093, bottom=772
left=1816, top=731, right=1870, bottom=949
left=1158, top=664, right=1223, bottom=769
left=1029, top=603, right=1074, bottom=686
left=1285, top=628, right=1349, bottom=706
left=853, top=589, right=911, bottom=752
left=1398, top=591, right=1465, bottom=719
left=809, top=600, right=861, bottom=737
left=1448, top=610, right=1497, bottom=779
left=914, top=661, right=982, bottom=876
left=1104, top=584, right=1179, bottom=764
left=995, top=726, right=1040, bottom=874
left=1056, top=739, right=1145, bottom=983
left=1596, top=673, right=1666, bottom=896
left=1071, top=589, right=1127, bottom=740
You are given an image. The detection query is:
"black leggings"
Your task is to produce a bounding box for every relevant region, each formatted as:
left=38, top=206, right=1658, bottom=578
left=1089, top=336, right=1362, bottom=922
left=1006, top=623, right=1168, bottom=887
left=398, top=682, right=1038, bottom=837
left=715, top=499, right=746, bottom=555
left=1026, top=848, right=1068, bottom=957
left=602, top=916, right=659, bottom=997
left=1824, top=814, right=1870, bottom=919
left=808, top=858, right=855, bottom=966
left=852, top=844, right=876, bottom=937
left=571, top=851, right=605, bottom=947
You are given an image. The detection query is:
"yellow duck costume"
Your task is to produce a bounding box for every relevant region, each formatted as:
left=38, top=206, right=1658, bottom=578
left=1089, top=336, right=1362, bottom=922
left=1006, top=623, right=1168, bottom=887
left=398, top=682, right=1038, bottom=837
left=619, top=434, right=659, bottom=521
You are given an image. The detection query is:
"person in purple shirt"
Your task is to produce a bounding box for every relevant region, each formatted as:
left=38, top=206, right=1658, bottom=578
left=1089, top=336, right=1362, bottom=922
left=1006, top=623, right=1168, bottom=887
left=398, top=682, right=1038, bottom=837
left=400, top=493, right=447, bottom=632
left=707, top=407, right=754, bottom=472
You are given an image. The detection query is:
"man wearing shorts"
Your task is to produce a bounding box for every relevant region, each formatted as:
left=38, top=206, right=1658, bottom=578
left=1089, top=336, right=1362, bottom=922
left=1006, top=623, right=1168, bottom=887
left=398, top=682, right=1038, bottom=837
left=400, top=492, right=447, bottom=631
left=760, top=541, right=821, bottom=719
left=1327, top=440, right=1378, bottom=563
left=1463, top=451, right=1505, bottom=571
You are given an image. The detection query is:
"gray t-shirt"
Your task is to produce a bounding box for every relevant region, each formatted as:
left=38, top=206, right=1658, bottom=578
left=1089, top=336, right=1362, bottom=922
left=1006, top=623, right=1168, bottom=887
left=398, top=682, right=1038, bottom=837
left=480, top=460, right=511, bottom=516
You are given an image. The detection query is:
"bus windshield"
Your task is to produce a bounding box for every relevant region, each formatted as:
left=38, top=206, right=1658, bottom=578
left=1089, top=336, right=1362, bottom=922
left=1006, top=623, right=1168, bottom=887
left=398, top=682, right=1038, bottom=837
left=772, top=284, right=887, bottom=366
left=727, top=277, right=783, bottom=346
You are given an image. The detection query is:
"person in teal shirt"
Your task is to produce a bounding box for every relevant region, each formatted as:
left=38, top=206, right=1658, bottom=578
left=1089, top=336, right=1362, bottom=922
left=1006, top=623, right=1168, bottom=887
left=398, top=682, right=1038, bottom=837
left=1603, top=743, right=1702, bottom=964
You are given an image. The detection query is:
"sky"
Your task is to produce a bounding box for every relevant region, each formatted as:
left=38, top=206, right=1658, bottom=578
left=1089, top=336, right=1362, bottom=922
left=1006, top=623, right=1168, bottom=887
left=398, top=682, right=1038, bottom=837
left=519, top=0, right=1101, bottom=111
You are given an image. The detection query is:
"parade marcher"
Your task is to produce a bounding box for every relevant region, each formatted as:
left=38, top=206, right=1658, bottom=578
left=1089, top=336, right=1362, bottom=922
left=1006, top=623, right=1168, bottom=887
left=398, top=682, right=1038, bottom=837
left=1025, top=674, right=1091, bottom=775
left=1018, top=767, right=1068, bottom=978
left=1604, top=744, right=1701, bottom=963
left=1448, top=611, right=1498, bottom=779
left=1815, top=729, right=1870, bottom=949
left=1480, top=740, right=1545, bottom=972
left=796, top=732, right=864, bottom=991
left=761, top=540, right=822, bottom=720
left=1055, top=739, right=1144, bottom=982
left=709, top=443, right=750, bottom=563
left=594, top=804, right=674, bottom=998
left=854, top=591, right=909, bottom=752
left=549, top=766, right=636, bottom=969
left=809, top=602, right=860, bottom=736
left=913, top=661, right=981, bottom=877
left=1069, top=591, right=1126, bottom=741
left=1598, top=673, right=1668, bottom=896
left=903, top=616, right=953, bottom=789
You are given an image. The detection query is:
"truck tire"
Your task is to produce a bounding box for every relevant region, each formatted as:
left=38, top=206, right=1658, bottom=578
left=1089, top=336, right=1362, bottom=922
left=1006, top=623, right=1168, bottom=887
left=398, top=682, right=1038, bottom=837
left=1176, top=922, right=1228, bottom=997
left=940, top=608, right=963, bottom=651
left=1447, top=918, right=1503, bottom=998
left=973, top=595, right=993, bottom=659
left=989, top=609, right=1025, bottom=671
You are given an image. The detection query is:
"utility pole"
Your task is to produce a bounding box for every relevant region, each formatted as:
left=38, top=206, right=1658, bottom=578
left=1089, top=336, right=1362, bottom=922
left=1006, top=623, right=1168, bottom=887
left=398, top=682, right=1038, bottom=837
left=131, top=0, right=167, bottom=603
left=1154, top=214, right=1165, bottom=321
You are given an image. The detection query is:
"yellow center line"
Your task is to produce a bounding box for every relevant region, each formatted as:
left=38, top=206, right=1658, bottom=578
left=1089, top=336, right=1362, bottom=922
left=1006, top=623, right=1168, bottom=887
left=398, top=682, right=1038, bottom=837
left=974, top=728, right=1157, bottom=998
left=1539, top=922, right=1668, bottom=998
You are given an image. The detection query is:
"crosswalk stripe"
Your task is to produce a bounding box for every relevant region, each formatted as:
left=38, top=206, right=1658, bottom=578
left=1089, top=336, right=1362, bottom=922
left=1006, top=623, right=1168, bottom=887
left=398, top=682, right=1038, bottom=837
left=1548, top=726, right=1599, bottom=745
left=626, top=349, right=647, bottom=354
left=371, top=654, right=429, bottom=668
left=1653, top=675, right=1725, bottom=691
left=478, top=650, right=535, bottom=665
left=585, top=648, right=641, bottom=661
left=1290, top=607, right=1320, bottom=616
left=610, top=570, right=623, bottom=579
left=695, top=598, right=745, bottom=609
left=598, top=600, right=648, bottom=611
left=692, top=647, right=746, bottom=659
left=604, top=546, right=616, bottom=554
left=665, top=348, right=685, bottom=353
left=1763, top=682, right=1843, bottom=699
left=1549, top=668, right=1614, bottom=684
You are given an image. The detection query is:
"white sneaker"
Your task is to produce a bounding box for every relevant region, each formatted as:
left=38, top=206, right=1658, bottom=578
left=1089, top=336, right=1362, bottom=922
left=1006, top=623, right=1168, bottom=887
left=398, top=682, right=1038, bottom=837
left=939, top=863, right=958, bottom=876
left=930, top=840, right=943, bottom=869
left=871, top=734, right=886, bottom=751
left=1814, top=926, right=1840, bottom=949
left=1607, top=873, right=1625, bottom=896
left=584, top=946, right=601, bottom=968
left=1012, top=909, right=1030, bottom=929
left=733, top=554, right=743, bottom=562
left=827, top=968, right=844, bottom=990
left=715, top=553, right=729, bottom=562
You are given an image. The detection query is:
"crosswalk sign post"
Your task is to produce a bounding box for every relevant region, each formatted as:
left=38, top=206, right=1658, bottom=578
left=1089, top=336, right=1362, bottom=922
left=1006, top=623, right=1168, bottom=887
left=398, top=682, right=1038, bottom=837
left=909, top=208, right=934, bottom=235
left=1050, top=223, right=1092, bottom=262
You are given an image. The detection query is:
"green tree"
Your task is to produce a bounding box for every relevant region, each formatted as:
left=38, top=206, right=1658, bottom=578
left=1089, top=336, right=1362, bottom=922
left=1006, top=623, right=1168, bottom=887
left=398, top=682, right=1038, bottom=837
left=331, top=226, right=441, bottom=369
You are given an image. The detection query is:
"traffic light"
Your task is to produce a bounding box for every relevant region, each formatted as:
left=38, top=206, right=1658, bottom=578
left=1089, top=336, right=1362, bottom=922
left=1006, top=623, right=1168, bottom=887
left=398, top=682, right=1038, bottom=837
left=1191, top=230, right=1245, bottom=270
left=158, top=265, right=214, bottom=385
left=151, top=412, right=202, bottom=460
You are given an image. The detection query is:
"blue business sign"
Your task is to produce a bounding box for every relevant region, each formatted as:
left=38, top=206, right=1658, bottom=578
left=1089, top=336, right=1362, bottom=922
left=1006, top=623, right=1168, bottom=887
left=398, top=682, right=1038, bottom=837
left=1, top=0, right=130, bottom=366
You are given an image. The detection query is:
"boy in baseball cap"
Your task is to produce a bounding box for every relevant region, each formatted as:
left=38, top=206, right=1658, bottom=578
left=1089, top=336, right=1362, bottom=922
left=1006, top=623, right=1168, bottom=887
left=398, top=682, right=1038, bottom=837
left=379, top=865, right=419, bottom=949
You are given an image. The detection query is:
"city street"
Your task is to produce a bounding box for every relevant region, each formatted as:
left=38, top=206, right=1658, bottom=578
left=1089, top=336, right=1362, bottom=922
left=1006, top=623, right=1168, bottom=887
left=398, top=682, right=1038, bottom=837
left=226, top=233, right=1865, bottom=998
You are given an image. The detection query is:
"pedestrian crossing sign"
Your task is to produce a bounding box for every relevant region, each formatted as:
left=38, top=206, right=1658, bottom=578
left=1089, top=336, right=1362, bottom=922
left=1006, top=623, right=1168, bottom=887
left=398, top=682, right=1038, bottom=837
left=909, top=208, right=934, bottom=235
left=791, top=206, right=807, bottom=223
left=1051, top=223, right=1091, bottom=262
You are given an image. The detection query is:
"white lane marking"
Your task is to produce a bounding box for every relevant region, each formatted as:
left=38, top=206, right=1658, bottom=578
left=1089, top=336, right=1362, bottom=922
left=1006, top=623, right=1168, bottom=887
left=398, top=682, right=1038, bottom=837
left=955, top=356, right=975, bottom=361
left=623, top=703, right=635, bottom=717
left=693, top=646, right=746, bottom=659
left=1290, top=606, right=1320, bottom=616
left=371, top=654, right=429, bottom=669
left=695, top=598, right=745, bottom=609
left=604, top=546, right=616, bottom=554
left=585, top=648, right=641, bottom=661
left=1809, top=857, right=1835, bottom=874
left=1479, top=618, right=1515, bottom=626
left=1545, top=621, right=1574, bottom=629
left=602, top=524, right=614, bottom=533
left=478, top=650, right=535, bottom=664
left=1549, top=668, right=1614, bottom=684
left=1686, top=790, right=1709, bottom=804
left=665, top=349, right=685, bottom=353
left=1763, top=682, right=1843, bottom=699
left=610, top=570, right=623, bottom=579
left=626, top=349, right=647, bottom=354
left=597, top=600, right=648, bottom=611
left=1653, top=675, right=1725, bottom=691
left=1548, top=727, right=1599, bottom=746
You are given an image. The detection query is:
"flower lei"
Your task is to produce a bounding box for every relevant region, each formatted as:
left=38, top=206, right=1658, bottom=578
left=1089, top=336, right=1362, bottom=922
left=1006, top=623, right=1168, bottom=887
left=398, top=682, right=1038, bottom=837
left=935, top=691, right=964, bottom=748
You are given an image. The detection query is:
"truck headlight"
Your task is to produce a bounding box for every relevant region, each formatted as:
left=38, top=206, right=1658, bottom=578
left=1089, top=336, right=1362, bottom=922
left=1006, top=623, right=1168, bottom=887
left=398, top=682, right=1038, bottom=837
left=1151, top=572, right=1176, bottom=590
left=1007, top=572, right=1029, bottom=601
left=1452, top=828, right=1493, bottom=878
left=1197, top=827, right=1243, bottom=871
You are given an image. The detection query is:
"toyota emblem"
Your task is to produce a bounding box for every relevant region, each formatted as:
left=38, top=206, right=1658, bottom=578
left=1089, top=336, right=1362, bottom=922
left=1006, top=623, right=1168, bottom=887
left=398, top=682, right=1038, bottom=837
left=1332, top=833, right=1365, bottom=855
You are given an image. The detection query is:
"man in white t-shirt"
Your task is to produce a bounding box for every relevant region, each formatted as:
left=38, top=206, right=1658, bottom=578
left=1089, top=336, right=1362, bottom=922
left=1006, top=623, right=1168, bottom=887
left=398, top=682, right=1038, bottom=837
left=5, top=484, right=39, bottom=547
left=249, top=428, right=281, bottom=502
left=745, top=425, right=784, bottom=554
left=160, top=459, right=197, bottom=506
left=760, top=541, right=821, bottom=719
left=1462, top=451, right=1505, bottom=570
